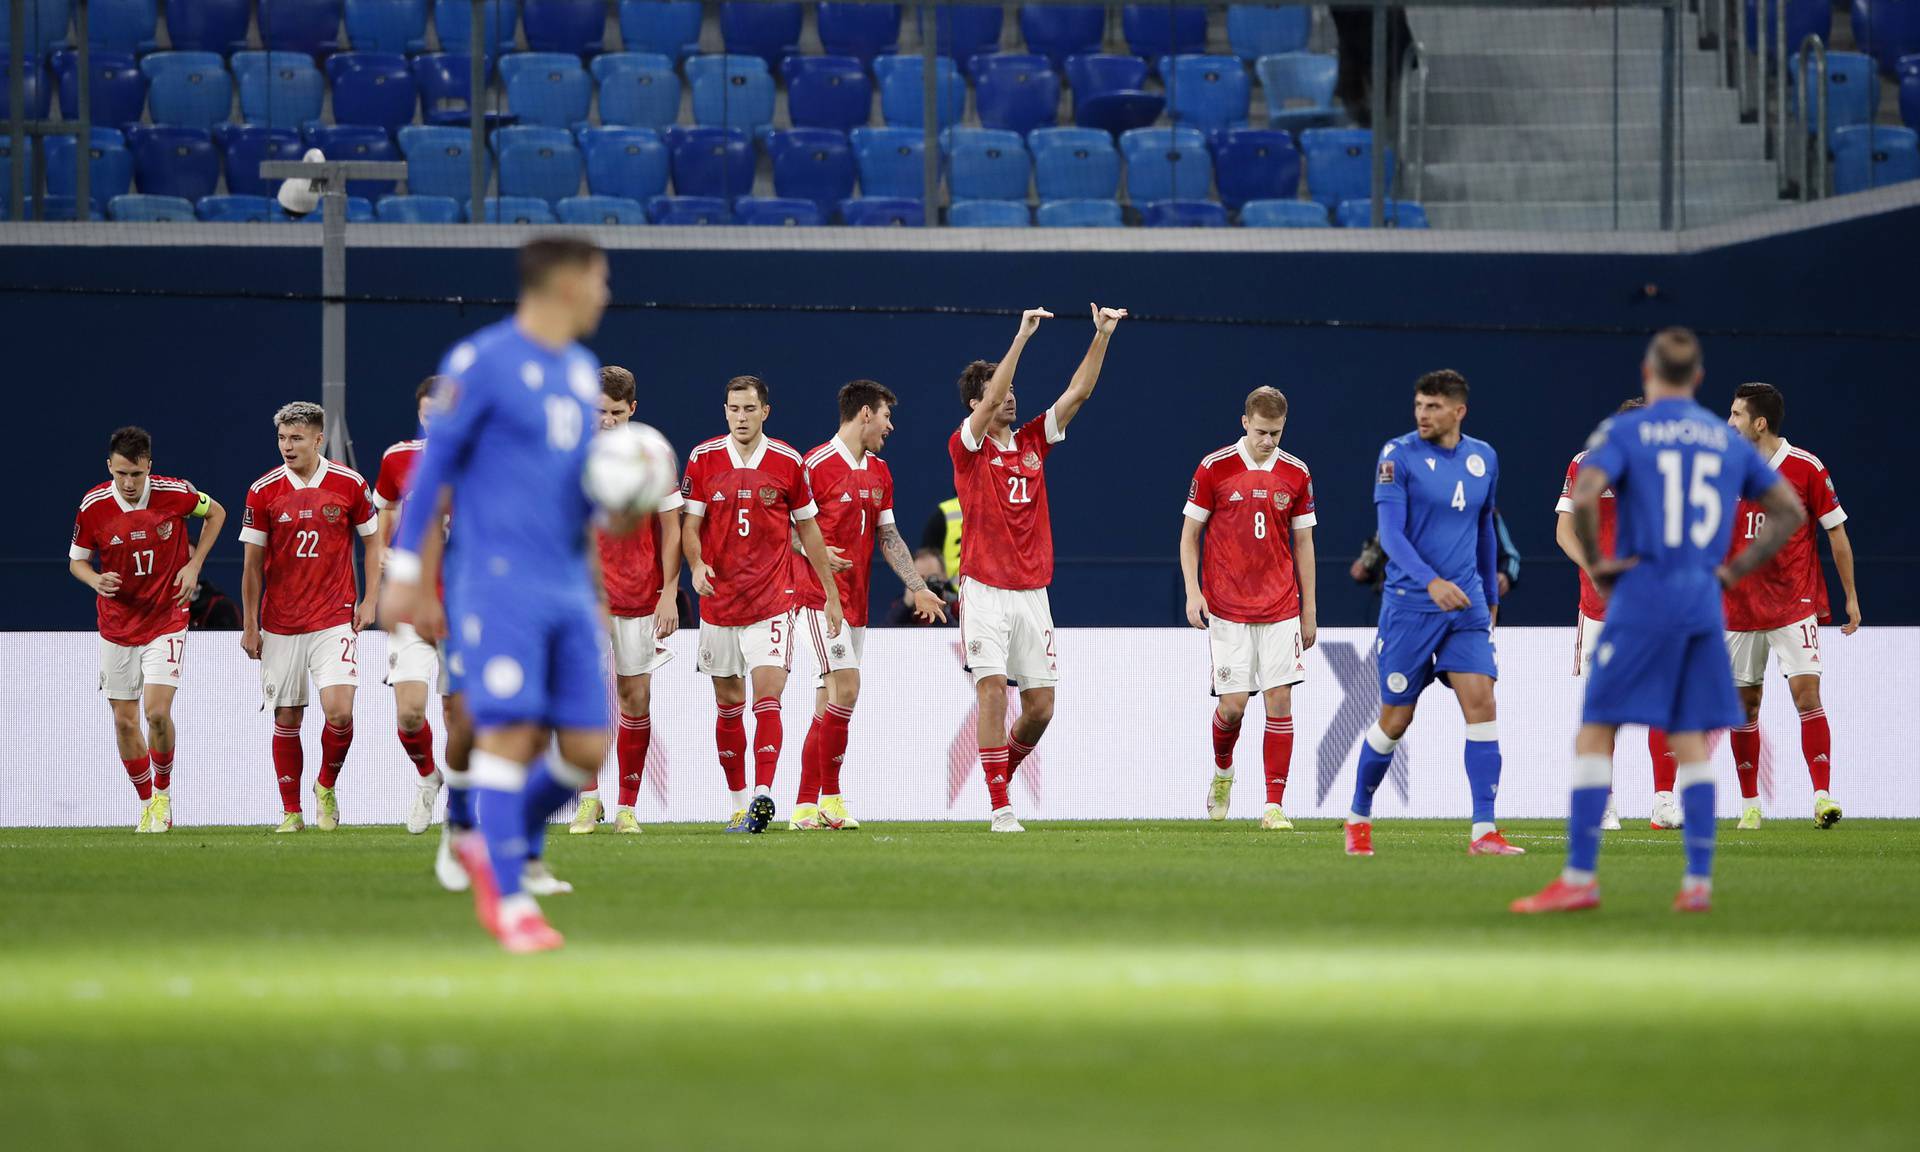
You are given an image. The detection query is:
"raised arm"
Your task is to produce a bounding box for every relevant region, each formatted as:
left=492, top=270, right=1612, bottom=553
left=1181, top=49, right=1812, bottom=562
left=965, top=308, right=1052, bottom=447
left=879, top=520, right=946, bottom=623
left=1050, top=304, right=1127, bottom=432
left=1826, top=522, right=1860, bottom=635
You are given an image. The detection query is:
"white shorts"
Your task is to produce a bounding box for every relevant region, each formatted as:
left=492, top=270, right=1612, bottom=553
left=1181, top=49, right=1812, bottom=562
left=696, top=611, right=795, bottom=679
left=610, top=613, right=675, bottom=677
left=1207, top=617, right=1306, bottom=696
left=385, top=623, right=451, bottom=694
left=261, top=622, right=360, bottom=708
left=1574, top=613, right=1605, bottom=678
left=798, top=607, right=865, bottom=684
left=1726, top=616, right=1823, bottom=686
left=99, top=629, right=186, bottom=701
left=959, top=577, right=1058, bottom=688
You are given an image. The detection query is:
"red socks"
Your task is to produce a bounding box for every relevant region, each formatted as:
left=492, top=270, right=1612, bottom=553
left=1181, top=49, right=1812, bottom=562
left=1211, top=708, right=1241, bottom=771
left=798, top=719, right=824, bottom=806
left=1262, top=716, right=1293, bottom=806
left=150, top=748, right=174, bottom=793
left=1730, top=721, right=1761, bottom=800
left=752, top=698, right=783, bottom=790
left=317, top=722, right=352, bottom=789
left=617, top=713, right=651, bottom=807
left=122, top=754, right=153, bottom=802
left=981, top=745, right=1011, bottom=810
left=1800, top=708, right=1832, bottom=792
left=1648, top=729, right=1677, bottom=793
left=272, top=723, right=303, bottom=813
left=821, top=704, right=852, bottom=796
left=1008, top=737, right=1036, bottom=778
left=716, top=703, right=746, bottom=792
left=398, top=720, right=436, bottom=778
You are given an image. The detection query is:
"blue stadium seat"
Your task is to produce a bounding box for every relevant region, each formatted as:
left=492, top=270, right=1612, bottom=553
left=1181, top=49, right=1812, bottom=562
left=214, top=123, right=303, bottom=196
left=1903, top=55, right=1920, bottom=130
left=377, top=193, right=462, bottom=220
left=86, top=0, right=160, bottom=54
left=46, top=127, right=134, bottom=209
left=1334, top=198, right=1429, bottom=228
left=1239, top=197, right=1329, bottom=226
left=52, top=50, right=149, bottom=129
left=109, top=193, right=197, bottom=220
left=1227, top=5, right=1311, bottom=62
left=974, top=53, right=1060, bottom=135
left=1791, top=51, right=1878, bottom=133
left=1213, top=127, right=1299, bottom=209
left=165, top=0, right=251, bottom=52
left=841, top=195, right=924, bottom=225
left=948, top=128, right=1031, bottom=200
left=786, top=55, right=873, bottom=133
left=328, top=52, right=417, bottom=133
left=290, top=195, right=376, bottom=220
left=523, top=0, right=606, bottom=54
left=1830, top=124, right=1920, bottom=192
left=501, top=52, right=593, bottom=127
left=1854, top=0, right=1920, bottom=73
left=232, top=51, right=327, bottom=129
left=1120, top=126, right=1213, bottom=202
left=579, top=125, right=669, bottom=201
left=850, top=124, right=927, bottom=197
left=875, top=53, right=965, bottom=129
left=950, top=198, right=1031, bottom=226
left=470, top=195, right=559, bottom=222
left=197, top=194, right=286, bottom=222
left=557, top=193, right=648, bottom=223
left=1745, top=0, right=1831, bottom=56
left=592, top=53, right=681, bottom=128
left=344, top=0, right=429, bottom=53
left=1123, top=4, right=1207, bottom=64
left=1019, top=5, right=1103, bottom=70
left=1037, top=197, right=1122, bottom=226
left=690, top=56, right=777, bottom=131
left=720, top=2, right=803, bottom=69
left=1031, top=126, right=1119, bottom=199
left=304, top=123, right=401, bottom=198
left=493, top=123, right=582, bottom=202
left=1257, top=52, right=1341, bottom=131
left=256, top=0, right=345, bottom=55
left=1141, top=199, right=1227, bottom=226
left=767, top=126, right=856, bottom=214
left=435, top=0, right=519, bottom=60
left=1065, top=53, right=1164, bottom=135
left=733, top=195, right=823, bottom=224
left=12, top=195, right=105, bottom=220
left=684, top=52, right=771, bottom=83
left=1164, top=54, right=1252, bottom=134
left=1301, top=127, right=1391, bottom=210
left=666, top=125, right=756, bottom=201
left=617, top=0, right=702, bottom=60
left=415, top=53, right=479, bottom=124
left=0, top=0, right=67, bottom=59
left=129, top=125, right=220, bottom=200
left=0, top=57, right=51, bottom=122
left=647, top=193, right=730, bottom=223
left=141, top=52, right=234, bottom=131
left=399, top=124, right=490, bottom=198
left=817, top=3, right=900, bottom=65
left=926, top=5, right=1003, bottom=74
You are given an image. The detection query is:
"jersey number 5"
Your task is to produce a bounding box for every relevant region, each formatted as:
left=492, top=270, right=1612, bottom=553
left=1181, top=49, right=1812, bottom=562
left=1656, top=450, right=1723, bottom=548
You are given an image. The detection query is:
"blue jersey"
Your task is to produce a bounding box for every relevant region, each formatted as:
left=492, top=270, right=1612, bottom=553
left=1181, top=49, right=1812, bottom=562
left=1372, top=431, right=1500, bottom=613
left=1579, top=396, right=1777, bottom=634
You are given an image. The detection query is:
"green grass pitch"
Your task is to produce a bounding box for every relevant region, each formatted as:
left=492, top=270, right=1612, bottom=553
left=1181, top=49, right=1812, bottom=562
left=3, top=818, right=1916, bottom=1150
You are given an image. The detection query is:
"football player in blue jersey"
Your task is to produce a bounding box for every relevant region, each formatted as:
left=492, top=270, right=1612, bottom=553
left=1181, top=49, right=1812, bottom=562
left=1514, top=328, right=1804, bottom=915
left=1347, top=370, right=1524, bottom=858
left=384, top=236, right=615, bottom=953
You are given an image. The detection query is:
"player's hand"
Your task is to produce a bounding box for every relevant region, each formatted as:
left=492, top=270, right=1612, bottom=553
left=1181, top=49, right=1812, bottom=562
left=1016, top=308, right=1053, bottom=341
left=1348, top=558, right=1372, bottom=584
left=1841, top=597, right=1861, bottom=635
left=1185, top=591, right=1209, bottom=629
left=413, top=594, right=448, bottom=644
left=1300, top=616, right=1317, bottom=651
left=825, top=598, right=844, bottom=638
left=653, top=593, right=680, bottom=639
left=1425, top=578, right=1471, bottom=612
left=1091, top=303, right=1127, bottom=335
left=93, top=570, right=122, bottom=599
left=353, top=597, right=376, bottom=633
left=691, top=562, right=716, bottom=596
left=825, top=545, right=853, bottom=574
left=909, top=587, right=948, bottom=624
left=241, top=627, right=262, bottom=660
left=171, top=561, right=202, bottom=608
left=1587, top=556, right=1637, bottom=598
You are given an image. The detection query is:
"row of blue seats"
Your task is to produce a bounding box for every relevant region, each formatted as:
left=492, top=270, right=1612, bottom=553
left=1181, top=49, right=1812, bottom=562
left=1791, top=50, right=1920, bottom=139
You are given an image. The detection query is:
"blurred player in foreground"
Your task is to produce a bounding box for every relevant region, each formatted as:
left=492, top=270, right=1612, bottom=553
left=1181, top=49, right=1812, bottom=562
left=1181, top=387, right=1316, bottom=830
left=70, top=427, right=226, bottom=832
left=1514, top=329, right=1804, bottom=915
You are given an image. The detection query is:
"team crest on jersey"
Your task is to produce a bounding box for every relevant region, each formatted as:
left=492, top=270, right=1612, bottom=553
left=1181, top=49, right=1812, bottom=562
left=1275, top=492, right=1292, bottom=511
left=968, top=639, right=982, bottom=656
left=1216, top=666, right=1231, bottom=682
left=870, top=489, right=884, bottom=504
left=759, top=487, right=779, bottom=506
left=1466, top=454, right=1486, bottom=477
left=831, top=643, right=847, bottom=659
left=1021, top=451, right=1041, bottom=471
left=157, top=521, right=173, bottom=541
left=321, top=504, right=343, bottom=524
left=1376, top=460, right=1395, bottom=485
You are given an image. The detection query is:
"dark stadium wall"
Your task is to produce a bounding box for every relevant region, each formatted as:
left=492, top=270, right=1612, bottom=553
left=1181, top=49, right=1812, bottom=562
left=12, top=210, right=1913, bottom=630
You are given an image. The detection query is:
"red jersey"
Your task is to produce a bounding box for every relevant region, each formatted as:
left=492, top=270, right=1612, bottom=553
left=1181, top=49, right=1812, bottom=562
left=599, top=486, right=684, bottom=618
left=948, top=408, right=1063, bottom=591
left=1556, top=451, right=1619, bottom=622
left=1723, top=439, right=1844, bottom=632
left=240, top=459, right=378, bottom=634
left=371, top=438, right=423, bottom=511
left=70, top=476, right=205, bottom=646
left=791, top=436, right=895, bottom=628
left=1184, top=441, right=1316, bottom=624
left=682, top=435, right=818, bottom=627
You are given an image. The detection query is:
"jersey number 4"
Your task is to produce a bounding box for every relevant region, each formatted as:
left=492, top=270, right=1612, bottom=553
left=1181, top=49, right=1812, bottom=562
left=1656, top=450, right=1723, bottom=548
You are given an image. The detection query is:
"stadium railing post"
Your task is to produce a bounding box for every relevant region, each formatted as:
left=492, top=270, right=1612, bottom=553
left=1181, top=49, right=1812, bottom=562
left=470, top=0, right=488, bottom=225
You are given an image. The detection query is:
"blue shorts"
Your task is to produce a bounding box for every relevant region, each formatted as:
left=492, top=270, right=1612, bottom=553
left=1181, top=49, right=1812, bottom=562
left=1375, top=600, right=1498, bottom=706
left=444, top=582, right=609, bottom=733
left=1582, top=622, right=1742, bottom=734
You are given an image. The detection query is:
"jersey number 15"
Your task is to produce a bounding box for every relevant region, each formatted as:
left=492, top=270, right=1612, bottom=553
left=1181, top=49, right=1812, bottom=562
left=1656, top=450, right=1723, bottom=548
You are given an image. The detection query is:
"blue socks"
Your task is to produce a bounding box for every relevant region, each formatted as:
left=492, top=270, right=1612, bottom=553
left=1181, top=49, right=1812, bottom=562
left=1677, top=762, right=1716, bottom=881
left=520, top=757, right=577, bottom=863
left=1463, top=723, right=1502, bottom=827
left=444, top=777, right=475, bottom=831
left=1349, top=724, right=1397, bottom=820
left=1564, top=754, right=1614, bottom=880
left=475, top=783, right=528, bottom=899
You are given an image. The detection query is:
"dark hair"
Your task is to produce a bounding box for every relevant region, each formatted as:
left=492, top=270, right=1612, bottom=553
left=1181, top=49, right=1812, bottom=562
left=518, top=235, right=603, bottom=291
left=1414, top=369, right=1469, bottom=402
left=957, top=360, right=997, bottom=407
left=1734, top=381, right=1785, bottom=435
left=726, top=375, right=769, bottom=405
left=838, top=379, right=898, bottom=423
left=1646, top=327, right=1702, bottom=386
left=1617, top=396, right=1647, bottom=413
left=416, top=375, right=448, bottom=404
left=601, top=365, right=636, bottom=405
left=1245, top=386, right=1287, bottom=419
left=108, top=426, right=152, bottom=463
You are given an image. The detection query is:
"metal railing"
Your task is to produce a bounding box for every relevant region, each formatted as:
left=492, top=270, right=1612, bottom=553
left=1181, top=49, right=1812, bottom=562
left=1395, top=28, right=1429, bottom=204
left=1796, top=34, right=1828, bottom=200
left=7, top=0, right=93, bottom=218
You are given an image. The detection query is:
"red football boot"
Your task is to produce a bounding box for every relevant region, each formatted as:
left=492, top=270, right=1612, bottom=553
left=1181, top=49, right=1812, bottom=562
left=1672, top=883, right=1712, bottom=914
left=1510, top=877, right=1601, bottom=914
left=496, top=905, right=565, bottom=954
left=454, top=833, right=500, bottom=935
left=1344, top=821, right=1374, bottom=857
left=1469, top=830, right=1526, bottom=856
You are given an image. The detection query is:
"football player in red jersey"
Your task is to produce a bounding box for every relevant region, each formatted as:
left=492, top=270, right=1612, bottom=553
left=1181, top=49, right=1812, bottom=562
left=69, top=427, right=227, bottom=832
left=1724, top=382, right=1859, bottom=829
left=788, top=380, right=949, bottom=831
left=572, top=365, right=683, bottom=835
left=1180, top=387, right=1316, bottom=831
left=682, top=376, right=843, bottom=833
left=1554, top=397, right=1683, bottom=831
left=950, top=304, right=1125, bottom=832
left=240, top=402, right=382, bottom=832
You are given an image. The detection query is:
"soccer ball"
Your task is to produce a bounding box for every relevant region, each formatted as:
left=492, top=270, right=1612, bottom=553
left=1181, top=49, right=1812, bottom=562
left=584, top=421, right=678, bottom=515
